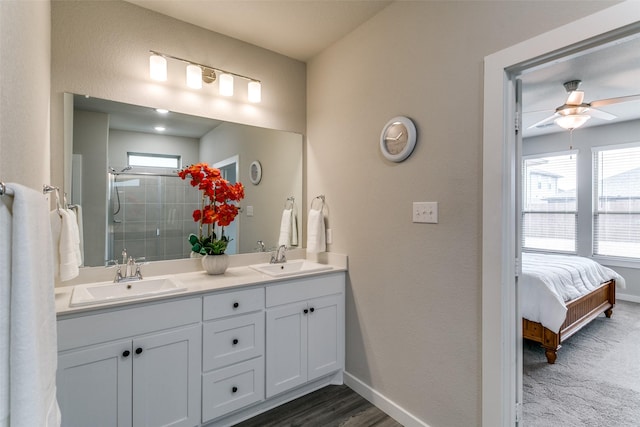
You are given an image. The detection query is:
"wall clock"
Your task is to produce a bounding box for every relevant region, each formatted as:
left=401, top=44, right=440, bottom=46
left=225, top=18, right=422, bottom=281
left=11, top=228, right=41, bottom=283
left=249, top=160, right=262, bottom=185
left=379, top=116, right=417, bottom=162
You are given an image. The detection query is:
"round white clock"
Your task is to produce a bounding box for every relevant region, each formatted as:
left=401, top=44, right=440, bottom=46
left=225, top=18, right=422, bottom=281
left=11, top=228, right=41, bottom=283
left=380, top=116, right=417, bottom=162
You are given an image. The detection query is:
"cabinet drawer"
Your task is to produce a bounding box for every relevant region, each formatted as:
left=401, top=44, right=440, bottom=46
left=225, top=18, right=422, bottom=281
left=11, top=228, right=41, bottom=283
left=265, top=273, right=344, bottom=307
left=58, top=298, right=201, bottom=351
left=203, top=287, right=264, bottom=320
left=202, top=357, right=265, bottom=422
left=203, top=312, right=264, bottom=371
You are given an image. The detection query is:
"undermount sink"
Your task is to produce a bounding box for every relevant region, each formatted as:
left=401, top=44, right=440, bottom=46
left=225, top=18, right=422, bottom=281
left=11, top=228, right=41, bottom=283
left=69, top=276, right=187, bottom=307
left=249, top=260, right=333, bottom=278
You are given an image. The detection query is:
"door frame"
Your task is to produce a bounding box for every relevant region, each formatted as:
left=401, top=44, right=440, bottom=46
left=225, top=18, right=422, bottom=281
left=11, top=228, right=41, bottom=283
left=482, top=2, right=640, bottom=426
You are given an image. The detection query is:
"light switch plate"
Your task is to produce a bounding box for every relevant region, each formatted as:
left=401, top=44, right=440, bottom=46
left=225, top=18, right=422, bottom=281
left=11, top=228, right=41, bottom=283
left=413, top=202, right=438, bottom=223
left=246, top=205, right=254, bottom=217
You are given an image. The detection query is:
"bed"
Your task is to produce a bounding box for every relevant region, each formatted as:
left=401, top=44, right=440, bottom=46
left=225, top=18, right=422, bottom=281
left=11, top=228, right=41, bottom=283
left=520, top=252, right=625, bottom=364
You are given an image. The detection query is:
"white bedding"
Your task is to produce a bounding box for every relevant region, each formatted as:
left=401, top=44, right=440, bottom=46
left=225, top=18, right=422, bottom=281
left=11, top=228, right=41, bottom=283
left=521, top=253, right=625, bottom=334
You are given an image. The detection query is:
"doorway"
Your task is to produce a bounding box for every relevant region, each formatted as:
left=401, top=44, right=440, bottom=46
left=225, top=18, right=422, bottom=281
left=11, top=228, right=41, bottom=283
left=482, top=3, right=640, bottom=426
left=214, top=155, right=240, bottom=255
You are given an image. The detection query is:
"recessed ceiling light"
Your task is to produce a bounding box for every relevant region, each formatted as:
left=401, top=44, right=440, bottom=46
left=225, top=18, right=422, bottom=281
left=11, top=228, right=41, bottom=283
left=155, top=108, right=169, bottom=114
left=154, top=126, right=166, bottom=132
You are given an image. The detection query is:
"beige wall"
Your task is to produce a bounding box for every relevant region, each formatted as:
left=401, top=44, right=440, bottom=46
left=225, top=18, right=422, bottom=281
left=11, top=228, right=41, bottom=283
left=0, top=0, right=50, bottom=190
left=306, top=1, right=616, bottom=425
left=51, top=0, right=306, bottom=196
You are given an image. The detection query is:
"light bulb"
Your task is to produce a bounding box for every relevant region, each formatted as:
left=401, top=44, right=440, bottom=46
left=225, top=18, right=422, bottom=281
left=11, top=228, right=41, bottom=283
left=555, top=114, right=590, bottom=130
left=248, top=81, right=261, bottom=103
left=149, top=54, right=167, bottom=81
left=186, top=64, right=202, bottom=89
left=219, top=73, right=234, bottom=96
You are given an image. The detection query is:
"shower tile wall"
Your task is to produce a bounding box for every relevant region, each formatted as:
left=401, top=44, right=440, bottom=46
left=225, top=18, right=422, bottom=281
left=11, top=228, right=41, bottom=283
left=110, top=174, right=200, bottom=262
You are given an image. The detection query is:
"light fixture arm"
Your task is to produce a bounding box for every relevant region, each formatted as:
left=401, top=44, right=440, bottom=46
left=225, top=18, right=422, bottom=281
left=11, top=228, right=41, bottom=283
left=149, top=50, right=261, bottom=84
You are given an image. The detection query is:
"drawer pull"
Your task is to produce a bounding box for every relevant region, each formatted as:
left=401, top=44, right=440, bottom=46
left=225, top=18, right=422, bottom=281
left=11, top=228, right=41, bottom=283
left=232, top=302, right=239, bottom=309
left=135, top=347, right=143, bottom=355
left=232, top=338, right=239, bottom=345
left=231, top=386, right=238, bottom=393
left=310, top=307, right=315, bottom=313
left=122, top=350, right=130, bottom=358
left=303, top=308, right=308, bottom=314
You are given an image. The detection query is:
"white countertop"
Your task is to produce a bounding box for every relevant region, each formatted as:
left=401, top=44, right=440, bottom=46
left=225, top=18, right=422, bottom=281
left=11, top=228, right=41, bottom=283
left=55, top=251, right=347, bottom=316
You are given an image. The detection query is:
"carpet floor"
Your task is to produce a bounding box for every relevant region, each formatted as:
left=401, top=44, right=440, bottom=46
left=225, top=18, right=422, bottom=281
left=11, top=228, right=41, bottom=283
left=523, top=300, right=640, bottom=426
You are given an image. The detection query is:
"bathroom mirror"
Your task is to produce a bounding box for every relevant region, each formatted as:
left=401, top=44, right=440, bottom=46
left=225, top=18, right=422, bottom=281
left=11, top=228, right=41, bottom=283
left=67, top=94, right=303, bottom=267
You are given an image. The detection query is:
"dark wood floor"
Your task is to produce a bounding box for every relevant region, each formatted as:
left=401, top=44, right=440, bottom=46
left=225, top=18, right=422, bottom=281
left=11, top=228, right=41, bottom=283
left=233, top=385, right=403, bottom=427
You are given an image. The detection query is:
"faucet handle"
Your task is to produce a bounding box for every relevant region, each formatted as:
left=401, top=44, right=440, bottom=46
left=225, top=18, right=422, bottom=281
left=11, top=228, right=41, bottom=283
left=105, top=259, right=118, bottom=268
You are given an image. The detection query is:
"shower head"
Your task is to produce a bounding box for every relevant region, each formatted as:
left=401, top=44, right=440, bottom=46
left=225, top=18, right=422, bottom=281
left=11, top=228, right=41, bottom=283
left=109, top=167, right=117, bottom=173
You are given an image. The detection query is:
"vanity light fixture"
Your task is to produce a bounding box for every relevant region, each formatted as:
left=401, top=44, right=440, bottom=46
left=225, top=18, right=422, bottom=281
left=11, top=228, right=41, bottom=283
left=148, top=50, right=261, bottom=103
left=555, top=114, right=590, bottom=130
left=149, top=53, right=167, bottom=81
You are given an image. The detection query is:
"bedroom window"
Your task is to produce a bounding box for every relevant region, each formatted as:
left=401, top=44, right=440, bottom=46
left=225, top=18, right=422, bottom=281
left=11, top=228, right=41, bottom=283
left=593, top=143, right=640, bottom=260
left=522, top=152, right=577, bottom=252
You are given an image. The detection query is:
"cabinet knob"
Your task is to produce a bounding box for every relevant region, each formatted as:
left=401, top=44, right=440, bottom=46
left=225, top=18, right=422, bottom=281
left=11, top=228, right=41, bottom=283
left=303, top=308, right=309, bottom=314
left=233, top=302, right=239, bottom=309
left=232, top=338, right=239, bottom=345
left=231, top=386, right=238, bottom=393
left=135, top=347, right=143, bottom=355
left=310, top=307, right=315, bottom=313
left=122, top=350, right=130, bottom=358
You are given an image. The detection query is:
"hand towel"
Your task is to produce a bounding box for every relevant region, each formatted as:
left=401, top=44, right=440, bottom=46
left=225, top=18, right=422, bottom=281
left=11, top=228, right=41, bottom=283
left=3, top=183, right=61, bottom=427
left=70, top=205, right=84, bottom=266
left=50, top=208, right=82, bottom=281
left=290, top=208, right=299, bottom=246
left=306, top=208, right=326, bottom=253
left=278, top=208, right=293, bottom=247
left=1, top=194, right=12, bottom=426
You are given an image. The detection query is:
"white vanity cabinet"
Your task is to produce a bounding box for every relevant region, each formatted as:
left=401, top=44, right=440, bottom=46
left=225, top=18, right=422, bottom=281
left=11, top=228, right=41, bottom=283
left=201, top=287, right=265, bottom=423
left=56, top=298, right=202, bottom=427
left=265, top=273, right=345, bottom=398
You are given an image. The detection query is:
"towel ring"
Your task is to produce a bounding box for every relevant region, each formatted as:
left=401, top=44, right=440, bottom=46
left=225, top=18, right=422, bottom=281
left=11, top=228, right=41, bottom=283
left=311, top=195, right=325, bottom=210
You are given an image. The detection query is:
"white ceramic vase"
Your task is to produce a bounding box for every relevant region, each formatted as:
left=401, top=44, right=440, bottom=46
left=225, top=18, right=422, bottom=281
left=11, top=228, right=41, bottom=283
left=201, top=254, right=229, bottom=275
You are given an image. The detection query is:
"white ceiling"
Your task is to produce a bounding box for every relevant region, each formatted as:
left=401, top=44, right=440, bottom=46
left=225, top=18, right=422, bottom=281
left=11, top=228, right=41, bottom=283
left=125, top=0, right=392, bottom=62
left=124, top=1, right=640, bottom=138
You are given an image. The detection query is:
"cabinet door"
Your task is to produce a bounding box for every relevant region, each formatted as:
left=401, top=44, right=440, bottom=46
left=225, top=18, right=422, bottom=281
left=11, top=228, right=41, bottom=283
left=57, top=340, right=132, bottom=427
left=132, top=324, right=201, bottom=427
left=265, top=301, right=307, bottom=398
left=307, top=294, right=344, bottom=382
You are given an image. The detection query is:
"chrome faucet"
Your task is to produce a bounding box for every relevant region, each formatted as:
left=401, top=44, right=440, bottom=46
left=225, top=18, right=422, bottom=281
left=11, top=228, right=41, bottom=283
left=270, top=245, right=287, bottom=264
left=112, top=252, right=145, bottom=283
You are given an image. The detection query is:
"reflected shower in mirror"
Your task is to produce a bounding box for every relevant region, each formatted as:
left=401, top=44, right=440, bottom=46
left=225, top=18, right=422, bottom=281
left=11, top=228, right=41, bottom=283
left=67, top=94, right=303, bottom=267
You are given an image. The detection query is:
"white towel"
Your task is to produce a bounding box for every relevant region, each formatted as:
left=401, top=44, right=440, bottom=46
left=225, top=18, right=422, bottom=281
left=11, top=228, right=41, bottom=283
left=306, top=208, right=326, bottom=253
left=50, top=208, right=82, bottom=281
left=290, top=208, right=298, bottom=246
left=278, top=209, right=292, bottom=247
left=70, top=205, right=84, bottom=266
left=1, top=183, right=61, bottom=427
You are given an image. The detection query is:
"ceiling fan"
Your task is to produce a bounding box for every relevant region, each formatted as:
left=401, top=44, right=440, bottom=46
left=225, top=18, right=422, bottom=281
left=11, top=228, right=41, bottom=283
left=528, top=79, right=640, bottom=130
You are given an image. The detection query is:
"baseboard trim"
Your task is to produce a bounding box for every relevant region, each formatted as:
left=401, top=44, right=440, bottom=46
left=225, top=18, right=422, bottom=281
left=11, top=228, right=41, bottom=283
left=344, top=371, right=431, bottom=427
left=617, top=293, right=640, bottom=304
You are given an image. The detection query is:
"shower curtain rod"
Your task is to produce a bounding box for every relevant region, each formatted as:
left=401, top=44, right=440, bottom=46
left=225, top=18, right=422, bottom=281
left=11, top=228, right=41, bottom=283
left=109, top=171, right=179, bottom=178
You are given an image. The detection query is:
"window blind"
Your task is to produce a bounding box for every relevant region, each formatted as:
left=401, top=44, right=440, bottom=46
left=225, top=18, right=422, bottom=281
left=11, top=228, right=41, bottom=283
left=593, top=143, right=640, bottom=259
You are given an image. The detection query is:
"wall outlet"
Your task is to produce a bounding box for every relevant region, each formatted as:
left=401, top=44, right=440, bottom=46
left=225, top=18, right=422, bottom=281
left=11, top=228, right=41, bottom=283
left=413, top=202, right=438, bottom=223
left=246, top=205, right=254, bottom=217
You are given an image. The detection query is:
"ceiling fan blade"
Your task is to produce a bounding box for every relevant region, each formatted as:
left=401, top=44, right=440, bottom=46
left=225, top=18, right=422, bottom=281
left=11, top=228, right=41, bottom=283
left=590, top=94, right=640, bottom=107
left=566, top=90, right=584, bottom=105
left=527, top=113, right=559, bottom=129
left=588, top=108, right=617, bottom=121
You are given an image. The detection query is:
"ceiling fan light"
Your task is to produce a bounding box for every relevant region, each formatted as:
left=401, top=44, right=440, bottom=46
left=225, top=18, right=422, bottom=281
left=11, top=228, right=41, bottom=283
left=555, top=114, right=590, bottom=130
